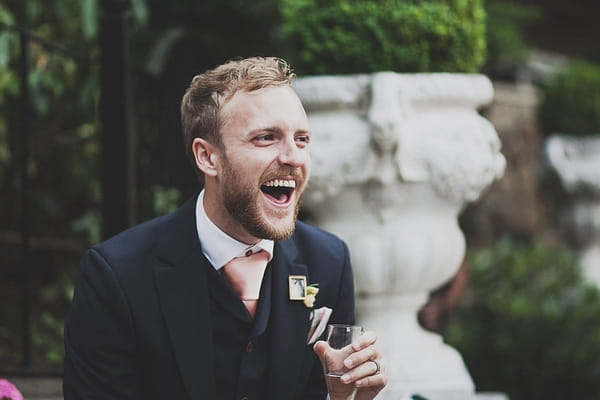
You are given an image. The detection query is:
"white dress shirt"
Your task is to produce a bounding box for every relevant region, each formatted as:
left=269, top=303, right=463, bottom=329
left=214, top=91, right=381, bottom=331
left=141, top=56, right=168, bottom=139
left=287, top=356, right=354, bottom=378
left=195, top=190, right=274, bottom=271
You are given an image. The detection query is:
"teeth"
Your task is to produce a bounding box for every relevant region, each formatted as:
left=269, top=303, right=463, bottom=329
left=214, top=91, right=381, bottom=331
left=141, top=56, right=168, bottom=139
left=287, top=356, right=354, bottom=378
left=263, top=179, right=296, bottom=188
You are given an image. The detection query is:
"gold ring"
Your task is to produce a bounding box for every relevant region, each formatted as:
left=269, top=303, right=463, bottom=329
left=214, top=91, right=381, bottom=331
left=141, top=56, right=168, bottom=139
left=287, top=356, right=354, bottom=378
left=368, top=359, right=381, bottom=375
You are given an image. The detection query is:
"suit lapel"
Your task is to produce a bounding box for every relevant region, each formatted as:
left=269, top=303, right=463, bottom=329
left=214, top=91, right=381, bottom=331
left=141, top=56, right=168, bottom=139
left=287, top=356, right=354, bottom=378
left=153, top=197, right=217, bottom=400
left=268, top=239, right=313, bottom=399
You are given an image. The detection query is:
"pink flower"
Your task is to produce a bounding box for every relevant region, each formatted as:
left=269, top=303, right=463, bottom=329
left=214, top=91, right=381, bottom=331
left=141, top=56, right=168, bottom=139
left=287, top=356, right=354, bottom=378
left=0, top=379, right=23, bottom=400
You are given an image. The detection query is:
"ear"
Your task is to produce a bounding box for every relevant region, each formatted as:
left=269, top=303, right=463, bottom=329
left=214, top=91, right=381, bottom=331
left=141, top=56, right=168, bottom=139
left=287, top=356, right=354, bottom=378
left=192, top=138, right=219, bottom=177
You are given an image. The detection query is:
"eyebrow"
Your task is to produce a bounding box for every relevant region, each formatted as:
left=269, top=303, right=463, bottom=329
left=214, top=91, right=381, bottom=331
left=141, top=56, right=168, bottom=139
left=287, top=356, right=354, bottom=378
left=248, top=126, right=311, bottom=135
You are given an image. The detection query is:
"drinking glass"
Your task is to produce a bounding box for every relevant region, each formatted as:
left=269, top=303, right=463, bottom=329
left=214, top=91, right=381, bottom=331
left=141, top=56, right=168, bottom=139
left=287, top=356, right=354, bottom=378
left=322, top=324, right=364, bottom=400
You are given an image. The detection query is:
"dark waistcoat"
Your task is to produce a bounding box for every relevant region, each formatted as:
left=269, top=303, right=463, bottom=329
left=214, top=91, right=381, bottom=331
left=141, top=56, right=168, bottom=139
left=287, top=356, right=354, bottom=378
left=206, top=262, right=273, bottom=400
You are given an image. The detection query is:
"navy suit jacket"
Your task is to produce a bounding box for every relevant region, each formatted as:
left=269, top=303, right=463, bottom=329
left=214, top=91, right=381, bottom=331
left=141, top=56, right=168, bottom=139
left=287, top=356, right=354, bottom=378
left=63, top=197, right=356, bottom=400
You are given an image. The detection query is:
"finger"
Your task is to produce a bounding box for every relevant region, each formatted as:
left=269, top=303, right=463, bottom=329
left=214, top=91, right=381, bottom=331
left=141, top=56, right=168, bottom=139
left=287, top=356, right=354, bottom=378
left=351, top=330, right=377, bottom=351
left=313, top=340, right=328, bottom=360
left=355, top=367, right=387, bottom=389
left=314, top=340, right=355, bottom=367
left=343, top=344, right=379, bottom=369
left=341, top=357, right=383, bottom=384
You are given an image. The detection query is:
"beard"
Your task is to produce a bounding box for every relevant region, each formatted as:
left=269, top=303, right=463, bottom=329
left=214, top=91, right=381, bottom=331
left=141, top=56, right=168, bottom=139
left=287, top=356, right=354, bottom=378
left=220, top=157, right=304, bottom=241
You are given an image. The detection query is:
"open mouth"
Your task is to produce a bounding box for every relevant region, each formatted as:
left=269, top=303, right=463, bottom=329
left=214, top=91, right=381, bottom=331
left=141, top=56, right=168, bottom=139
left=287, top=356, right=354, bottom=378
left=261, top=179, right=296, bottom=205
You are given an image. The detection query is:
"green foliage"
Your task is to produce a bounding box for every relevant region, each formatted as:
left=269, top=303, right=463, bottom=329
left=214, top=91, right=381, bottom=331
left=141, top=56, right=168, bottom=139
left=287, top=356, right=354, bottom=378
left=538, top=60, right=600, bottom=136
left=81, top=0, right=99, bottom=39
left=80, top=0, right=149, bottom=39
left=32, top=267, right=74, bottom=368
left=130, top=0, right=150, bottom=29
left=0, top=9, right=16, bottom=68
left=0, top=2, right=102, bottom=240
left=152, top=185, right=182, bottom=215
left=446, top=237, right=600, bottom=400
left=0, top=0, right=102, bottom=371
left=279, top=0, right=487, bottom=75
left=484, top=0, right=541, bottom=75
left=72, top=209, right=102, bottom=245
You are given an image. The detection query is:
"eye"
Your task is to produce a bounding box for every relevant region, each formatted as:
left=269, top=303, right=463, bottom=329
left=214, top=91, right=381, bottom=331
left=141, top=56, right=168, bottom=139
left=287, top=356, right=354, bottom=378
left=258, top=134, right=275, bottom=141
left=295, top=134, right=311, bottom=147
left=253, top=133, right=276, bottom=144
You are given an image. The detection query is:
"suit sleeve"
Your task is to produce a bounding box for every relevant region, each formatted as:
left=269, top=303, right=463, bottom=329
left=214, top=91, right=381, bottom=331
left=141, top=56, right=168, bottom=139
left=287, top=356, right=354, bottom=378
left=63, top=248, right=142, bottom=400
left=301, top=240, right=356, bottom=400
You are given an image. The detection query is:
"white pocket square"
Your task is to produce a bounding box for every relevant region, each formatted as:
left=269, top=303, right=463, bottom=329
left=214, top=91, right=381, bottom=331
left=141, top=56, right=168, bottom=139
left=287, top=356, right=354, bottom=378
left=307, top=306, right=332, bottom=344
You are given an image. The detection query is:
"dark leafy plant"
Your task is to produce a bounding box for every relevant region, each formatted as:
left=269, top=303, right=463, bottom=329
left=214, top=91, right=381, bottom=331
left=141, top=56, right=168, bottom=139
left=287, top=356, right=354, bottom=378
left=445, top=237, right=600, bottom=400
left=279, top=0, right=487, bottom=75
left=538, top=60, right=600, bottom=136
left=0, top=0, right=284, bottom=371
left=483, top=0, right=541, bottom=78
left=0, top=0, right=106, bottom=371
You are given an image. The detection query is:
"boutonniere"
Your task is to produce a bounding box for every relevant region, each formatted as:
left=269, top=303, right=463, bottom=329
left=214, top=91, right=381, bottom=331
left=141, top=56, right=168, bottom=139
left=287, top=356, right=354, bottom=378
left=288, top=276, right=319, bottom=308
left=303, top=284, right=319, bottom=308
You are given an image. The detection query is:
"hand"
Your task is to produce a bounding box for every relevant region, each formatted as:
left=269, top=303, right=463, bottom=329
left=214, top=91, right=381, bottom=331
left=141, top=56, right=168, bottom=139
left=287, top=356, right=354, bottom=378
left=314, top=330, right=387, bottom=400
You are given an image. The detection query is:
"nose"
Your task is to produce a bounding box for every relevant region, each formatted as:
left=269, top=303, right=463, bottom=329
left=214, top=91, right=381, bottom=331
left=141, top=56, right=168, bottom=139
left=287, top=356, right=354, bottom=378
left=277, top=137, right=306, bottom=168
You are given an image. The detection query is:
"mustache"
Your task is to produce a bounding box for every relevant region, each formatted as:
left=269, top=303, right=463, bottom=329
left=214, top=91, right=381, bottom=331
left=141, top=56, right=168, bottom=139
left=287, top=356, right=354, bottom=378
left=260, top=168, right=305, bottom=184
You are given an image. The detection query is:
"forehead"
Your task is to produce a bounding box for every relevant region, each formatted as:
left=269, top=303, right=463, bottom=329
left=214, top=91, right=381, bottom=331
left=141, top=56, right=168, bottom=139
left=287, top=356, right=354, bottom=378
left=221, top=86, right=308, bottom=131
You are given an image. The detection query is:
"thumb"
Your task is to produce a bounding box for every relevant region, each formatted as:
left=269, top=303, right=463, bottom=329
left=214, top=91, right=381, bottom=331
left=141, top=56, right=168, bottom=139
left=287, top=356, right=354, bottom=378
left=313, top=340, right=328, bottom=361
left=314, top=340, right=355, bottom=363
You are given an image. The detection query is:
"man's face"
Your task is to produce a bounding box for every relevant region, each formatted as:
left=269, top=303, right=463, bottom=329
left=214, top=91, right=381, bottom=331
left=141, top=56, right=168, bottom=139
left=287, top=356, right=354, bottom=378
left=212, top=85, right=311, bottom=242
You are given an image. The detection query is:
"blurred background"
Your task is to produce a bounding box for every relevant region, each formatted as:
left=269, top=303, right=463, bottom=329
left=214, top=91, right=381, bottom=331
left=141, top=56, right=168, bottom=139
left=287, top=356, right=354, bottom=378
left=1, top=0, right=600, bottom=399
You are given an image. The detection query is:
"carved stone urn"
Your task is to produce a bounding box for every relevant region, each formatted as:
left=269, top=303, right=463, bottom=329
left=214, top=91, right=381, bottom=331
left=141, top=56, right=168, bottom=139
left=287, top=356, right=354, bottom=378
left=294, top=72, right=506, bottom=399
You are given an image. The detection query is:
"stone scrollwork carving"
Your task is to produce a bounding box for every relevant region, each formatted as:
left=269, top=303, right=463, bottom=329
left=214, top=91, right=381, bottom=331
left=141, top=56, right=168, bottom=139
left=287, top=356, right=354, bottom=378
left=544, top=134, right=600, bottom=286
left=425, top=115, right=505, bottom=202
left=295, top=73, right=505, bottom=211
left=545, top=134, right=600, bottom=196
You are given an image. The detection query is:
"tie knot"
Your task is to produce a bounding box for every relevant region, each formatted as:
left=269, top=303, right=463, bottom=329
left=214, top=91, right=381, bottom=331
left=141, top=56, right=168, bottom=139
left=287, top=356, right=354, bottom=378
left=223, top=250, right=269, bottom=300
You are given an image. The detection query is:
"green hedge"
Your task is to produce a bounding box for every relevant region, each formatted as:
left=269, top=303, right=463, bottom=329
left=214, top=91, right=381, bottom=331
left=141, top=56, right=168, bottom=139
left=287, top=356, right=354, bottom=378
left=539, top=60, right=600, bottom=136
left=445, top=237, right=600, bottom=400
left=279, top=0, right=487, bottom=75
left=484, top=0, right=541, bottom=77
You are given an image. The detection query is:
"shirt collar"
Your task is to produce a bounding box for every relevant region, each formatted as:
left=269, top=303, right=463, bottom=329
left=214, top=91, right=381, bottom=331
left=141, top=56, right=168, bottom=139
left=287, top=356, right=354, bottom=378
left=195, top=190, right=274, bottom=270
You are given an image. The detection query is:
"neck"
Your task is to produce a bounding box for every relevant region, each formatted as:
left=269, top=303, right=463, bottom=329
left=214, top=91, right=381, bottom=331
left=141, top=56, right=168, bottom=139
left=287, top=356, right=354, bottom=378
left=202, top=189, right=259, bottom=245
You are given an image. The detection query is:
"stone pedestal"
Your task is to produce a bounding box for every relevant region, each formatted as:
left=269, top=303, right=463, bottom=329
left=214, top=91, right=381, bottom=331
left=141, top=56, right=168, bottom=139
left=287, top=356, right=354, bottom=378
left=295, top=72, right=505, bottom=400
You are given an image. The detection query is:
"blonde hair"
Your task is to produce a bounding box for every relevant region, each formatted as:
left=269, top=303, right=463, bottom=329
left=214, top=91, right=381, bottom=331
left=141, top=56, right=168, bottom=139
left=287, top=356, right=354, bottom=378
left=180, top=57, right=295, bottom=180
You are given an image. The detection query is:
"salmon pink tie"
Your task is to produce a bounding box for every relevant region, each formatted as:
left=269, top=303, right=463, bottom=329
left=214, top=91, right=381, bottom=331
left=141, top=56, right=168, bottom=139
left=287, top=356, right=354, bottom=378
left=223, top=250, right=269, bottom=318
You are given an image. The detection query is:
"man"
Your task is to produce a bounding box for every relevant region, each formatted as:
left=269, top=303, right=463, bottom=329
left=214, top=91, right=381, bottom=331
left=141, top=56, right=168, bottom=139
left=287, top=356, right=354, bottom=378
left=64, top=57, right=387, bottom=400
